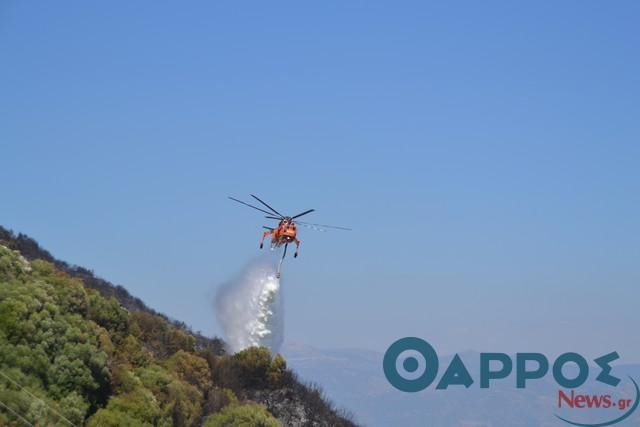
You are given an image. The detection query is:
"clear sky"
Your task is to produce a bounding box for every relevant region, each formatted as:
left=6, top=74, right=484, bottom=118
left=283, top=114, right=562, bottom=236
left=2, top=1, right=639, bottom=360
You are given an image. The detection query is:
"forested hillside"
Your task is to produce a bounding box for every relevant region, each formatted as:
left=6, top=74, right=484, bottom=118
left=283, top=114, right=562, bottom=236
left=0, top=227, right=356, bottom=426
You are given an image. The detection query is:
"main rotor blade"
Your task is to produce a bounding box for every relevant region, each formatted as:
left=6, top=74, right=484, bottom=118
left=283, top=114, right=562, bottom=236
left=297, top=223, right=328, bottom=232
left=296, top=220, right=352, bottom=231
left=228, top=197, right=277, bottom=216
left=265, top=216, right=282, bottom=220
left=250, top=194, right=284, bottom=217
left=292, top=209, right=315, bottom=219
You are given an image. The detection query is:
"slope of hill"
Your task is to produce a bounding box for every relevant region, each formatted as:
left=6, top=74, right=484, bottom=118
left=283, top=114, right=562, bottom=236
left=0, top=227, right=356, bottom=426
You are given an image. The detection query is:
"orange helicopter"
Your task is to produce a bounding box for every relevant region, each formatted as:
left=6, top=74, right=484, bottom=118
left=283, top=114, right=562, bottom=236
left=229, top=194, right=351, bottom=277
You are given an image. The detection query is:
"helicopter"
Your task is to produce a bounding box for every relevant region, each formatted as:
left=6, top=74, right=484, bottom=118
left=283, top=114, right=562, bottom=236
left=228, top=194, right=351, bottom=277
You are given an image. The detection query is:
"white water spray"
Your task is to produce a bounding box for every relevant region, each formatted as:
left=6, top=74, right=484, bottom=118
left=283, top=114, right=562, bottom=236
left=215, top=257, right=284, bottom=353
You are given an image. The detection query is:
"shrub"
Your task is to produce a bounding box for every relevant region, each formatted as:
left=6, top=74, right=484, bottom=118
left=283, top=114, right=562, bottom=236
left=204, top=403, right=281, bottom=427
left=87, top=294, right=129, bottom=341
left=203, top=387, right=238, bottom=414
left=165, top=350, right=212, bottom=392
left=233, top=347, right=272, bottom=389
left=89, top=390, right=162, bottom=426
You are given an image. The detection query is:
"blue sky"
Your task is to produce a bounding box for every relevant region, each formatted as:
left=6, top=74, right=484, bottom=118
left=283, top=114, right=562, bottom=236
left=2, top=1, right=639, bottom=360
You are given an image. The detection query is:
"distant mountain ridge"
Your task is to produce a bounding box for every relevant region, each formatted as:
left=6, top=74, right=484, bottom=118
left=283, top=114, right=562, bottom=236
left=284, top=343, right=640, bottom=427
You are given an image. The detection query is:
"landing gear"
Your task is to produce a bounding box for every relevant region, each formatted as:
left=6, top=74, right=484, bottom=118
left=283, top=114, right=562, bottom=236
left=294, top=239, right=300, bottom=258
left=260, top=230, right=270, bottom=249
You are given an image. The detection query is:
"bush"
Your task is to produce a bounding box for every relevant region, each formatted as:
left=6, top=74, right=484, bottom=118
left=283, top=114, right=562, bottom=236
left=203, top=387, right=238, bottom=414
left=129, top=311, right=195, bottom=358
left=90, top=390, right=162, bottom=426
left=267, top=354, right=287, bottom=388
left=165, top=350, right=212, bottom=392
left=87, top=406, right=150, bottom=427
left=87, top=294, right=129, bottom=341
left=204, top=403, right=281, bottom=427
left=233, top=347, right=273, bottom=389
left=232, top=347, right=288, bottom=389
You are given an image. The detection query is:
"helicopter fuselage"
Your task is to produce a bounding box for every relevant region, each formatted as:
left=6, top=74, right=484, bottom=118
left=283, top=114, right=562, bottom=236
left=265, top=219, right=298, bottom=248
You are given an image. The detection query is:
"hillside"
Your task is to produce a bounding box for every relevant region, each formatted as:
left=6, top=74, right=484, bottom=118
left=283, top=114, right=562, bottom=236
left=0, top=227, right=356, bottom=426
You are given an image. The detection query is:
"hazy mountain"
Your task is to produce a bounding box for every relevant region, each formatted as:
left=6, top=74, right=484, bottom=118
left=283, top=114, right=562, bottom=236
left=284, top=342, right=640, bottom=427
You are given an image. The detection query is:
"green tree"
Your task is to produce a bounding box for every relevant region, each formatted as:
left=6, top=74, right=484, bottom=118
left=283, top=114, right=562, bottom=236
left=233, top=347, right=273, bottom=388
left=165, top=350, right=212, bottom=392
left=204, top=403, right=281, bottom=427
left=267, top=354, right=287, bottom=387
left=88, top=390, right=163, bottom=426
left=87, top=293, right=129, bottom=341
